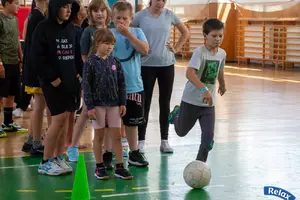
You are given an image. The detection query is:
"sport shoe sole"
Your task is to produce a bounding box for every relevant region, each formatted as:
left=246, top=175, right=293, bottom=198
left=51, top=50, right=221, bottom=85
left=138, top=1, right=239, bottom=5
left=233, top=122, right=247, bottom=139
left=67, top=157, right=78, bottom=162
left=128, top=160, right=149, bottom=167
left=0, top=133, right=7, bottom=138
left=61, top=168, right=73, bottom=174
left=38, top=169, right=64, bottom=176
left=94, top=173, right=109, bottom=180
left=114, top=173, right=133, bottom=180
left=160, top=147, right=174, bottom=153
left=30, top=148, right=44, bottom=157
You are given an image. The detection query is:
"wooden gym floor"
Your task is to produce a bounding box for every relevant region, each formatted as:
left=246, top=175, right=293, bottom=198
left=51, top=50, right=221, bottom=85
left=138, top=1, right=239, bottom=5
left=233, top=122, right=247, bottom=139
left=0, top=60, right=300, bottom=200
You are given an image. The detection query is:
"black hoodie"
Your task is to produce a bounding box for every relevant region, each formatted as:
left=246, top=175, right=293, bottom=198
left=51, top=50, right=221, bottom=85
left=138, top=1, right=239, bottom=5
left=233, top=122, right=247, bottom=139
left=23, top=8, right=46, bottom=87
left=30, top=0, right=81, bottom=93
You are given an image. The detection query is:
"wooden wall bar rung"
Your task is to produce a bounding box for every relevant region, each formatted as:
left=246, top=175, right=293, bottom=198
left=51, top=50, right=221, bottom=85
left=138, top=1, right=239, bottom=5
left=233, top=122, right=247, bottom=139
left=237, top=18, right=300, bottom=69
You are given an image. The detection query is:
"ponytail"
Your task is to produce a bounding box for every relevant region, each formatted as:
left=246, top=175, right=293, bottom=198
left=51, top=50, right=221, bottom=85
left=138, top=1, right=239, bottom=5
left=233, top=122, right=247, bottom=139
left=149, top=0, right=152, bottom=6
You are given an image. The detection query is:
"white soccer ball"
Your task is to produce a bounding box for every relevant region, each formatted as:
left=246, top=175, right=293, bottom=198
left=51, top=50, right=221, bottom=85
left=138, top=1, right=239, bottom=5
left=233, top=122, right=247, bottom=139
left=183, top=160, right=211, bottom=189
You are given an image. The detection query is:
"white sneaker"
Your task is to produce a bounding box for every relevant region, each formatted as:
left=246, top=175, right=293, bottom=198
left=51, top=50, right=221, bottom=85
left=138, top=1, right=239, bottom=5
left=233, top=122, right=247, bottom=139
left=38, top=158, right=65, bottom=176
left=138, top=140, right=145, bottom=154
left=56, top=155, right=73, bottom=174
left=13, top=108, right=24, bottom=118
left=122, top=137, right=128, bottom=147
left=160, top=140, right=173, bottom=153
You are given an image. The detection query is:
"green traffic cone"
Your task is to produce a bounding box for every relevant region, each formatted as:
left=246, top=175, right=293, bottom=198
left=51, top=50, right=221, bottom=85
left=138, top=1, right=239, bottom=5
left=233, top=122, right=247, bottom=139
left=71, top=154, right=90, bottom=200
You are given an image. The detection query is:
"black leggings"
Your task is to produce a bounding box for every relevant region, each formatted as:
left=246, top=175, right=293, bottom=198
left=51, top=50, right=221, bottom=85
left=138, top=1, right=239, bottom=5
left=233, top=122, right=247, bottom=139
left=138, top=65, right=174, bottom=141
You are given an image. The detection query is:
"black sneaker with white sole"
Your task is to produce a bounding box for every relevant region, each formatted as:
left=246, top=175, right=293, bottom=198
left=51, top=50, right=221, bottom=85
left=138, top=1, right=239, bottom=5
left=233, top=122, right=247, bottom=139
left=128, top=150, right=149, bottom=167
left=30, top=145, right=44, bottom=157
left=115, top=164, right=133, bottom=180
left=22, top=142, right=32, bottom=153
left=95, top=165, right=109, bottom=180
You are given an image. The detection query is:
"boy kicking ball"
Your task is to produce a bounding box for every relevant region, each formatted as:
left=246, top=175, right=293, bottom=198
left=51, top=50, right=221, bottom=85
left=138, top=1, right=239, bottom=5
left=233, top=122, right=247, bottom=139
left=169, top=18, right=227, bottom=162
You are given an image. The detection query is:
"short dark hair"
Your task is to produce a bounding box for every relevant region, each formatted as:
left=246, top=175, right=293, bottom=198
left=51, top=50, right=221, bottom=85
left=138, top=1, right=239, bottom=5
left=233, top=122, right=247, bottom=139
left=1, top=0, right=14, bottom=7
left=203, top=19, right=224, bottom=35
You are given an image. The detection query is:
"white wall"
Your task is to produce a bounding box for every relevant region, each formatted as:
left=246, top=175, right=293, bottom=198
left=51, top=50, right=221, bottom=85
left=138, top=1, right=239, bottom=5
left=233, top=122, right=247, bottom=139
left=142, top=0, right=209, bottom=5
left=167, top=0, right=292, bottom=3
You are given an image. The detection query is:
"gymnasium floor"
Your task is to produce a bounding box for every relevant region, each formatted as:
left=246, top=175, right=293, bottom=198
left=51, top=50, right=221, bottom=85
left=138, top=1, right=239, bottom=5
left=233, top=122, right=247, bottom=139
left=0, top=61, right=300, bottom=200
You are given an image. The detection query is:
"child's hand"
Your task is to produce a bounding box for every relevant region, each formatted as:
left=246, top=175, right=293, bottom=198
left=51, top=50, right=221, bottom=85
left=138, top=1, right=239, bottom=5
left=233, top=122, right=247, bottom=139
left=88, top=109, right=97, bottom=120
left=19, top=62, right=23, bottom=72
left=218, top=85, right=226, bottom=96
left=119, top=106, right=126, bottom=117
left=51, top=78, right=62, bottom=87
left=116, top=24, right=130, bottom=37
left=203, top=90, right=213, bottom=106
left=77, top=74, right=82, bottom=83
left=166, top=41, right=177, bottom=54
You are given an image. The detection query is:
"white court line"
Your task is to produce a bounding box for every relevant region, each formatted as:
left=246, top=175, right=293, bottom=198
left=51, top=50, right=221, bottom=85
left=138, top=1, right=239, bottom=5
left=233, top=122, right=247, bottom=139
left=220, top=174, right=237, bottom=178
left=101, top=185, right=225, bottom=198
left=166, top=184, right=224, bottom=188
left=0, top=153, right=173, bottom=170
left=0, top=164, right=39, bottom=169
left=101, top=189, right=175, bottom=198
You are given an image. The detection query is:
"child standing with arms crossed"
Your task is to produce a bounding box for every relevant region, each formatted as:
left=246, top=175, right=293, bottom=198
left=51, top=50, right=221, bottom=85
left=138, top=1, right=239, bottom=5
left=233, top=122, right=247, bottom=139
left=83, top=28, right=133, bottom=180
left=111, top=1, right=149, bottom=167
left=169, top=19, right=227, bottom=162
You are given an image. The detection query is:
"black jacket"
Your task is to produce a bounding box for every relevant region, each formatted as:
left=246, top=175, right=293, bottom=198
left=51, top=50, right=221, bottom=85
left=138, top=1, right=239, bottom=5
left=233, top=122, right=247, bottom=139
left=23, top=8, right=45, bottom=87
left=30, top=0, right=81, bottom=93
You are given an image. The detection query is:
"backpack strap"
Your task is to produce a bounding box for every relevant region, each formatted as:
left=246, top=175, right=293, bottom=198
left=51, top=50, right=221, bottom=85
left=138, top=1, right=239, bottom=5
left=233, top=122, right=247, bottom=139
left=119, top=49, right=136, bottom=63
left=119, top=28, right=138, bottom=63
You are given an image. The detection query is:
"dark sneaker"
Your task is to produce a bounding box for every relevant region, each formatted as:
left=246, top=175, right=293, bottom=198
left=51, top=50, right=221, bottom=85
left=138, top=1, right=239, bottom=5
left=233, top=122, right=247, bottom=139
left=95, top=166, right=109, bottom=180
left=30, top=145, right=44, bottom=157
left=115, top=165, right=133, bottom=180
left=0, top=128, right=7, bottom=138
left=22, top=142, right=32, bottom=153
left=128, top=150, right=149, bottom=167
left=103, top=151, right=114, bottom=170
left=2, top=123, right=28, bottom=133
left=168, top=105, right=180, bottom=124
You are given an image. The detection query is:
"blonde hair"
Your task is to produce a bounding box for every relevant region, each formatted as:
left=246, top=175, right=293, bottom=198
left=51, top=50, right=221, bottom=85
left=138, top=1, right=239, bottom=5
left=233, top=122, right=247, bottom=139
left=89, top=28, right=116, bottom=56
left=88, top=0, right=111, bottom=26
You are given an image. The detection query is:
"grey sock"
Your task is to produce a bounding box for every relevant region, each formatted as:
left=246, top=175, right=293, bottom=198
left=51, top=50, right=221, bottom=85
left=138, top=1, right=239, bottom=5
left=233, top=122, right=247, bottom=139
left=33, top=140, right=42, bottom=149
left=27, top=135, right=33, bottom=145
